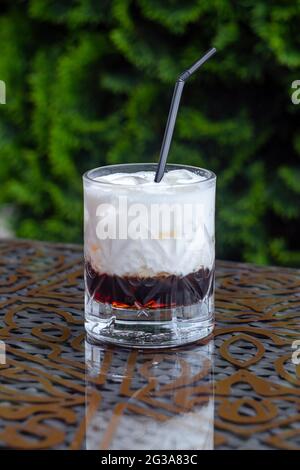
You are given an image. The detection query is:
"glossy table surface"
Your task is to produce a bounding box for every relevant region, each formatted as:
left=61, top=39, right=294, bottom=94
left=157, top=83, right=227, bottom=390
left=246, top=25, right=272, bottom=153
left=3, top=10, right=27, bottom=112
left=0, top=239, right=299, bottom=450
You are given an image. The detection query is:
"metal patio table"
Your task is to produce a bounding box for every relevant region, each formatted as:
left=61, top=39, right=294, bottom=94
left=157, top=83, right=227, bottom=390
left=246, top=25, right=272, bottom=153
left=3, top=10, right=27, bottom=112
left=0, top=239, right=299, bottom=450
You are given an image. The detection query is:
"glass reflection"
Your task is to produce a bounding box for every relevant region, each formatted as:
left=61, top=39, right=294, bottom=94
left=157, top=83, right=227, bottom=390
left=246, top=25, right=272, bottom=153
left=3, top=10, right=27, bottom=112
left=85, top=338, right=214, bottom=450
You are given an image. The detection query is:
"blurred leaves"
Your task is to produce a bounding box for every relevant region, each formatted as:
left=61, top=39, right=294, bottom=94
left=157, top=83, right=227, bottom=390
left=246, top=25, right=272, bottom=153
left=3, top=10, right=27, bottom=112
left=0, top=0, right=299, bottom=266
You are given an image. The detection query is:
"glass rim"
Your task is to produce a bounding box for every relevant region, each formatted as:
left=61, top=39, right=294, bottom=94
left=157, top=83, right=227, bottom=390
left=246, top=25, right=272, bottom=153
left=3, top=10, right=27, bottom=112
left=83, top=163, right=216, bottom=188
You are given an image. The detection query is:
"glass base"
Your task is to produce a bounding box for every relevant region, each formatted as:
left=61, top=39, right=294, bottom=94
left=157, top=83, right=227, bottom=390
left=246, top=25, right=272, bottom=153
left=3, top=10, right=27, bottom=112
left=85, top=294, right=214, bottom=349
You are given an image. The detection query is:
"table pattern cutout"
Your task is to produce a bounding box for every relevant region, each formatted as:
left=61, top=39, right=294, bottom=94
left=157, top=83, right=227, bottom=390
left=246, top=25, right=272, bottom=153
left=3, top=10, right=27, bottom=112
left=0, top=239, right=299, bottom=449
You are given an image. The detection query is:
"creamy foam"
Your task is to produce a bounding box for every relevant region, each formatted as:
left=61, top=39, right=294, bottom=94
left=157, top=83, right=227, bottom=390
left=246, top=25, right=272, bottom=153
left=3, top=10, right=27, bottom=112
left=84, top=169, right=215, bottom=277
left=93, top=169, right=206, bottom=186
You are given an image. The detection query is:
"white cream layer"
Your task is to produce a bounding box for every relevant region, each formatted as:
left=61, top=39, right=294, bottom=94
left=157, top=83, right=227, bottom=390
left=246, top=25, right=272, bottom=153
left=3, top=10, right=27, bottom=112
left=84, top=169, right=215, bottom=277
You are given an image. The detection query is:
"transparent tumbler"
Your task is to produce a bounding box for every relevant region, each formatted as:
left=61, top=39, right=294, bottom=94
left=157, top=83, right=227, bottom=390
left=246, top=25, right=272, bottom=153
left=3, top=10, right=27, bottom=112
left=83, top=163, right=216, bottom=348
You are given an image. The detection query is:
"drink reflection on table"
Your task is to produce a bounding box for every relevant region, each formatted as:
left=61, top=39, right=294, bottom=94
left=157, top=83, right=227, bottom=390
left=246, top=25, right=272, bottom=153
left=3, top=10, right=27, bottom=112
left=85, top=337, right=214, bottom=450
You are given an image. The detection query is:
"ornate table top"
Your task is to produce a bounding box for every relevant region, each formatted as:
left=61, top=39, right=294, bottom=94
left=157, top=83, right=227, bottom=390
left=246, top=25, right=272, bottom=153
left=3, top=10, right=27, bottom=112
left=0, top=239, right=299, bottom=450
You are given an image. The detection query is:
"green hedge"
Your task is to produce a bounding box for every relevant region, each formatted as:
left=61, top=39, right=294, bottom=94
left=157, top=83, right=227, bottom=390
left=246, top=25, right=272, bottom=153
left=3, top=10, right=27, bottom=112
left=0, top=0, right=299, bottom=266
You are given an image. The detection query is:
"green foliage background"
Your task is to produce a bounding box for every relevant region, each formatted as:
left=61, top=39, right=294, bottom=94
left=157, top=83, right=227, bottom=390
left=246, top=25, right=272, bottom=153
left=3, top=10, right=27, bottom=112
left=0, top=0, right=299, bottom=266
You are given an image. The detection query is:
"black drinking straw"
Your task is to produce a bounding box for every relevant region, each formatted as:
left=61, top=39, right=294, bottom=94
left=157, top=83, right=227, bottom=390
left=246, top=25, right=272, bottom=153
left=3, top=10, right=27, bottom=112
left=154, top=47, right=217, bottom=183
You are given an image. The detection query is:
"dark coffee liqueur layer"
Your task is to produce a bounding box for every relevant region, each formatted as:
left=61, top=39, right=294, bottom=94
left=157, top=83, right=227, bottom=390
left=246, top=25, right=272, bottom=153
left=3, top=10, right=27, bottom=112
left=85, top=262, right=214, bottom=309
